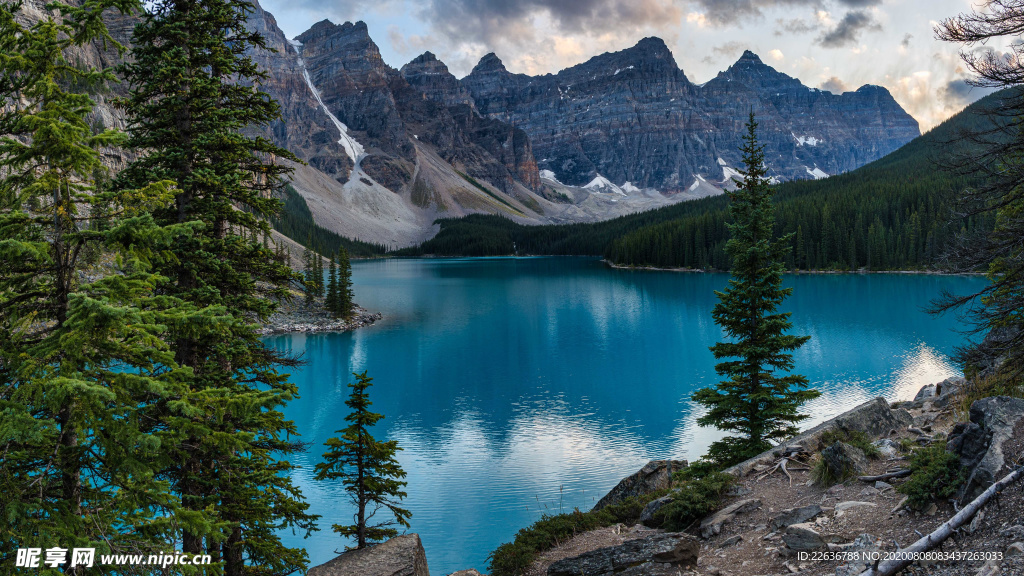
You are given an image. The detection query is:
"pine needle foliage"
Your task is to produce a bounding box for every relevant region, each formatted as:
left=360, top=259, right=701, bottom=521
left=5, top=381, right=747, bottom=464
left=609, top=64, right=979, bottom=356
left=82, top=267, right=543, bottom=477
left=115, top=0, right=318, bottom=572
left=316, top=371, right=411, bottom=550
left=0, top=0, right=200, bottom=566
left=692, top=114, right=820, bottom=466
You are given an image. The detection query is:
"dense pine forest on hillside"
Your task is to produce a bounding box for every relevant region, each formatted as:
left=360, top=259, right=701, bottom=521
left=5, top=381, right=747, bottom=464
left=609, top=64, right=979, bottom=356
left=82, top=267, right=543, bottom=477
left=399, top=90, right=1011, bottom=270
left=272, top=185, right=388, bottom=257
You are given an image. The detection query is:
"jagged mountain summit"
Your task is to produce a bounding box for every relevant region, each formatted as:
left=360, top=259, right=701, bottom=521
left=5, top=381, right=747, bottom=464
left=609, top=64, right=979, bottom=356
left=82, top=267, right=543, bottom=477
left=451, top=45, right=920, bottom=191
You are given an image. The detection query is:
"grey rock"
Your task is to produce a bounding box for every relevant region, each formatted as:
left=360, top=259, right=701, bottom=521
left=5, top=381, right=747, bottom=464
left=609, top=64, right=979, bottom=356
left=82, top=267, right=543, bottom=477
left=593, top=460, right=687, bottom=511
left=307, top=534, right=429, bottom=576
left=726, top=397, right=912, bottom=478
left=835, top=501, right=876, bottom=513
left=967, top=511, right=985, bottom=534
left=782, top=523, right=825, bottom=552
left=546, top=532, right=699, bottom=576
left=873, top=438, right=900, bottom=459
left=699, top=498, right=762, bottom=538
left=947, top=396, right=1024, bottom=498
left=718, top=535, right=743, bottom=548
left=976, top=559, right=1002, bottom=576
left=1001, top=525, right=1024, bottom=539
left=875, top=480, right=893, bottom=491
left=915, top=383, right=937, bottom=400
left=1007, top=542, right=1024, bottom=558
left=639, top=495, right=674, bottom=527
left=818, top=442, right=868, bottom=484
left=859, top=486, right=879, bottom=497
left=835, top=534, right=882, bottom=576
left=769, top=505, right=823, bottom=530
left=449, top=571, right=485, bottom=576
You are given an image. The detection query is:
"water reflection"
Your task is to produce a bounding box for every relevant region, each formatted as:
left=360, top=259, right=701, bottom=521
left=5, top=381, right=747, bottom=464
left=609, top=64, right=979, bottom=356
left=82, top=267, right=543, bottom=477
left=268, top=258, right=984, bottom=574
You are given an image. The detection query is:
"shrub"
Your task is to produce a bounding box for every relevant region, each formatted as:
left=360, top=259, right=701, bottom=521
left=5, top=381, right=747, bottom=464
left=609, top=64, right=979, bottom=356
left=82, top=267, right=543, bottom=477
left=486, top=491, right=667, bottom=576
left=897, top=445, right=967, bottom=510
left=953, top=371, right=1024, bottom=422
left=819, top=429, right=881, bottom=459
left=651, top=471, right=734, bottom=531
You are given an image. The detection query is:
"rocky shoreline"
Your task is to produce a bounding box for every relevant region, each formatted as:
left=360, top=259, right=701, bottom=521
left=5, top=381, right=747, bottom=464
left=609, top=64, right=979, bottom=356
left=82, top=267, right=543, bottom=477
left=258, top=300, right=382, bottom=335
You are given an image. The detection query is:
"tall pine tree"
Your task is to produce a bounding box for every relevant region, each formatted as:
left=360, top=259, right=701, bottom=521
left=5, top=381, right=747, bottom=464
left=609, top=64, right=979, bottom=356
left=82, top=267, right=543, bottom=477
left=315, top=371, right=411, bottom=550
left=692, top=114, right=819, bottom=466
left=0, top=0, right=199, bottom=566
left=116, top=0, right=317, bottom=572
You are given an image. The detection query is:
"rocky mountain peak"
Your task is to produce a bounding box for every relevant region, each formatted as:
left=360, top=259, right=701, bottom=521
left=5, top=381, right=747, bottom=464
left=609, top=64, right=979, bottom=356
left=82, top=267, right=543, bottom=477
left=711, top=49, right=802, bottom=93
left=472, top=53, right=508, bottom=75
left=297, top=19, right=387, bottom=75
left=737, top=49, right=762, bottom=63
left=400, top=51, right=476, bottom=110
left=631, top=37, right=672, bottom=58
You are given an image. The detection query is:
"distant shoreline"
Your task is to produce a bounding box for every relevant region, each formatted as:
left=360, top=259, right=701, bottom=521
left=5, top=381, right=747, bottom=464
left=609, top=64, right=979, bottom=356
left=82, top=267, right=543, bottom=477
left=602, top=259, right=987, bottom=276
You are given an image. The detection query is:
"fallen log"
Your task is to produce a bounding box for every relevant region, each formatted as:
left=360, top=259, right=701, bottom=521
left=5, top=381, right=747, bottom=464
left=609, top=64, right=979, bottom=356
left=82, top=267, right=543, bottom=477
left=858, top=464, right=1024, bottom=576
left=858, top=469, right=911, bottom=482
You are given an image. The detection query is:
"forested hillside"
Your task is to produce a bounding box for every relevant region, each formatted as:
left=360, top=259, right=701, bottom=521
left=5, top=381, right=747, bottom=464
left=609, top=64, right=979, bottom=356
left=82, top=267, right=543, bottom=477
left=401, top=89, right=1011, bottom=270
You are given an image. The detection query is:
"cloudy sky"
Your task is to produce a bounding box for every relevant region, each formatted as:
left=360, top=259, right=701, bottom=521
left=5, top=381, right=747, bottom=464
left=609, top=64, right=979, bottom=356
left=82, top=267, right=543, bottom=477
left=261, top=0, right=1010, bottom=131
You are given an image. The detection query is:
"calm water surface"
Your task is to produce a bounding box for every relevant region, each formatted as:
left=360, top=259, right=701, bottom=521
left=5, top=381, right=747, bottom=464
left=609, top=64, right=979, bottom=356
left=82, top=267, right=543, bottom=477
left=266, top=257, right=986, bottom=574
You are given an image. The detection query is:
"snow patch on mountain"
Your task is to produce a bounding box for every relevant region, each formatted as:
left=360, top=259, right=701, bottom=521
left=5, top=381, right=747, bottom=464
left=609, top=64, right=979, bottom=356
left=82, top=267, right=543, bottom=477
left=722, top=166, right=743, bottom=183
left=295, top=43, right=364, bottom=164
left=793, top=134, right=820, bottom=146
left=584, top=174, right=626, bottom=196
left=805, top=166, right=828, bottom=179
left=539, top=169, right=562, bottom=184
left=717, top=157, right=728, bottom=166
left=621, top=181, right=641, bottom=194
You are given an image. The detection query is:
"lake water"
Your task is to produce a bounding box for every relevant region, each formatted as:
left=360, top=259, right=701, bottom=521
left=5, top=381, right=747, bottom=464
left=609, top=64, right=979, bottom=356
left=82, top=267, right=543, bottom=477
left=265, top=257, right=986, bottom=574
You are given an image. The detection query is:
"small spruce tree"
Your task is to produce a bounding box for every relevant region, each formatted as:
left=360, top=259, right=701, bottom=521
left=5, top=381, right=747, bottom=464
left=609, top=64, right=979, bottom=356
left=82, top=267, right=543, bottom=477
left=315, top=371, right=411, bottom=549
left=303, top=246, right=315, bottom=305
left=326, top=255, right=339, bottom=316
left=692, top=113, right=820, bottom=466
left=337, top=246, right=355, bottom=320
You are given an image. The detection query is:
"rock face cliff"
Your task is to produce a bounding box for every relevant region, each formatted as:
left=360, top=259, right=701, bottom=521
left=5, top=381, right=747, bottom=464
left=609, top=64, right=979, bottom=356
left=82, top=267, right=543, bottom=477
left=451, top=44, right=920, bottom=191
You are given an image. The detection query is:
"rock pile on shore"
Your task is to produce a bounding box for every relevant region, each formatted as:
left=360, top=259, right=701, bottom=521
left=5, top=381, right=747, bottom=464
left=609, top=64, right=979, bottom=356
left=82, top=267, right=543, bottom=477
left=259, top=298, right=381, bottom=335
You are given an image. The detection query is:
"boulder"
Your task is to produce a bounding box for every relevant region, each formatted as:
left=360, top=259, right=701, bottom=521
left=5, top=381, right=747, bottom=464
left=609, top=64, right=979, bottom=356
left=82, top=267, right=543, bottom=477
left=307, top=534, right=429, bottom=576
left=699, top=498, right=762, bottom=538
left=873, top=438, right=900, bottom=459
left=835, top=501, right=876, bottom=513
left=915, top=384, right=938, bottom=401
left=835, top=534, right=882, bottom=576
left=726, top=397, right=912, bottom=477
left=947, top=396, right=1024, bottom=499
left=593, top=460, right=687, bottom=510
left=817, top=442, right=868, bottom=485
left=546, top=532, right=699, bottom=576
left=639, top=495, right=674, bottom=527
left=449, top=571, right=485, bottom=576
left=905, top=377, right=966, bottom=410
left=782, top=523, right=825, bottom=552
left=769, top=505, right=822, bottom=530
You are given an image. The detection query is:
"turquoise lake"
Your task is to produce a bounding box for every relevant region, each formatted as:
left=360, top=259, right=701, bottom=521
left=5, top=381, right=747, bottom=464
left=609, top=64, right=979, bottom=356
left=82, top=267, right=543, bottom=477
left=265, top=257, right=987, bottom=574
